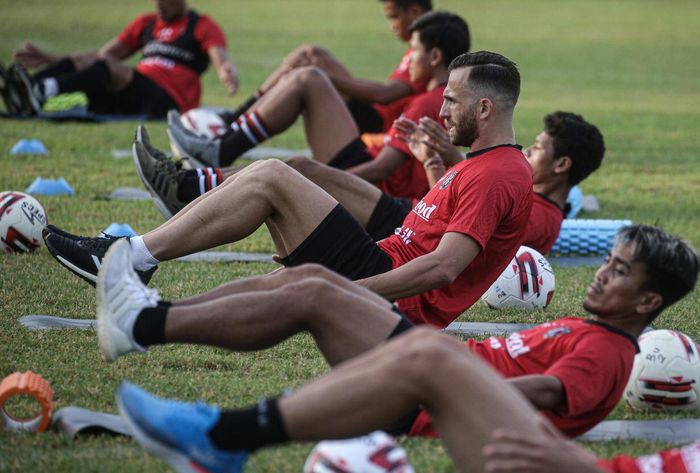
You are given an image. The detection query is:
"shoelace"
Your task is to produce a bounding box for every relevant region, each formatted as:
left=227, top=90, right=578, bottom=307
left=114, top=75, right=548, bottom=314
left=122, top=265, right=160, bottom=305
left=79, top=235, right=120, bottom=255
left=154, top=158, right=187, bottom=184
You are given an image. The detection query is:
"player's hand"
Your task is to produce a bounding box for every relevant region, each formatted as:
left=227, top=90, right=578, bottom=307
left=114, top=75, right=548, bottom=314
left=14, top=42, right=56, bottom=69
left=482, top=419, right=602, bottom=473
left=218, top=61, right=239, bottom=96
left=394, top=117, right=440, bottom=164
left=416, top=117, right=463, bottom=166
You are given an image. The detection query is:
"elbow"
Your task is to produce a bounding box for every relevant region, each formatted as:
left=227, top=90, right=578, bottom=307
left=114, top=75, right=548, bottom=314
left=429, top=266, right=458, bottom=288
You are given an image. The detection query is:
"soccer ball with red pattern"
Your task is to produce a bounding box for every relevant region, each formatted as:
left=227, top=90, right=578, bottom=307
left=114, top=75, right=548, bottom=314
left=180, top=108, right=227, bottom=140
left=625, top=329, right=700, bottom=411
left=304, top=431, right=414, bottom=473
left=0, top=191, right=47, bottom=253
left=481, top=246, right=555, bottom=310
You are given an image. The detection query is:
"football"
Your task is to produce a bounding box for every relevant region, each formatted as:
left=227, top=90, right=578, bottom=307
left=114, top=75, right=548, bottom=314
left=304, top=431, right=414, bottom=473
left=0, top=191, right=48, bottom=253
left=481, top=246, right=555, bottom=310
left=180, top=108, right=227, bottom=140
left=624, top=329, right=700, bottom=411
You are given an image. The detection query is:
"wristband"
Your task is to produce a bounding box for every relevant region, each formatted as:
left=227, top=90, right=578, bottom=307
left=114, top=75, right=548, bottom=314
left=0, top=371, right=53, bottom=432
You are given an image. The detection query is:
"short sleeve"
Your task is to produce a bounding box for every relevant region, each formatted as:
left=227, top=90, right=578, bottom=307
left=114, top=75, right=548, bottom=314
left=194, top=15, right=227, bottom=52
left=117, top=14, right=153, bottom=50
left=385, top=93, right=443, bottom=158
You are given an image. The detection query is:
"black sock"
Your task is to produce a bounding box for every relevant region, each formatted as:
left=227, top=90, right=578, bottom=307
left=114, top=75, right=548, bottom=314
left=34, top=58, right=76, bottom=81
left=221, top=90, right=262, bottom=126
left=208, top=397, right=288, bottom=451
left=132, top=301, right=171, bottom=347
left=218, top=109, right=271, bottom=165
left=176, top=167, right=223, bottom=202
left=56, top=60, right=111, bottom=95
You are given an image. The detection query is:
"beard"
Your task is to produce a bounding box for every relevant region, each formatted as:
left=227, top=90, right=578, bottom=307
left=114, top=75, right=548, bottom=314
left=452, top=106, right=480, bottom=147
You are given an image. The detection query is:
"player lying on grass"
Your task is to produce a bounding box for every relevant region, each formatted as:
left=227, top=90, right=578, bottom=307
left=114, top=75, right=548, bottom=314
left=223, top=0, right=435, bottom=134
left=44, top=51, right=532, bottom=328
left=134, top=110, right=604, bottom=255
left=0, top=0, right=237, bottom=117
left=110, top=223, right=699, bottom=472
left=165, top=10, right=469, bottom=209
left=97, top=224, right=697, bottom=441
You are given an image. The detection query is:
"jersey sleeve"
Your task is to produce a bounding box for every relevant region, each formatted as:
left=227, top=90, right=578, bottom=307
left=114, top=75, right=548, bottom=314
left=194, top=15, right=227, bottom=52
left=544, top=339, right=624, bottom=417
left=385, top=92, right=443, bottom=159
left=117, top=14, right=153, bottom=50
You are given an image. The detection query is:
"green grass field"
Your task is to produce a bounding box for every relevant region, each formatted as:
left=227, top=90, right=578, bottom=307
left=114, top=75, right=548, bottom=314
left=1, top=0, right=700, bottom=471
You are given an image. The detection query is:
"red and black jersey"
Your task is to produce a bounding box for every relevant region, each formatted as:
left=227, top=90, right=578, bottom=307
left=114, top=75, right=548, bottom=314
left=523, top=192, right=565, bottom=254
left=598, top=440, right=700, bottom=473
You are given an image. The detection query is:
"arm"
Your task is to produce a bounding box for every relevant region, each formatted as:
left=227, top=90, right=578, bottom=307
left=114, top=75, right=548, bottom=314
left=14, top=39, right=133, bottom=71
left=356, top=232, right=480, bottom=300
left=207, top=45, right=239, bottom=95
left=346, top=146, right=407, bottom=183
left=507, top=375, right=565, bottom=411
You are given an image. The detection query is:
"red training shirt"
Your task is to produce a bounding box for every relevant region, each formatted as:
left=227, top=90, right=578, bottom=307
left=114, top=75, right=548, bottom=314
left=378, top=144, right=532, bottom=327
left=118, top=12, right=226, bottom=112
left=523, top=192, right=565, bottom=255
left=372, top=48, right=429, bottom=132
left=598, top=440, right=700, bottom=473
left=408, top=318, right=639, bottom=438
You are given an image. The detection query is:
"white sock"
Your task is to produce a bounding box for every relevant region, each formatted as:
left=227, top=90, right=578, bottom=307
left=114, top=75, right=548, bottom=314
left=42, top=78, right=59, bottom=98
left=129, top=236, right=159, bottom=271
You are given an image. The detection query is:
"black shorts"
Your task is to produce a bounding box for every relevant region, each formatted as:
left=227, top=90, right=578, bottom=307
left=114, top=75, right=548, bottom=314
left=87, top=70, right=178, bottom=118
left=347, top=99, right=384, bottom=134
left=327, top=137, right=374, bottom=170
left=365, top=193, right=413, bottom=241
left=388, top=306, right=415, bottom=338
left=278, top=204, right=393, bottom=280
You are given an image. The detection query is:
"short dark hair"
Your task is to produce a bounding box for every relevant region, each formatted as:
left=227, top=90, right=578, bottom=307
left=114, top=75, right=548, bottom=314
left=408, top=12, right=470, bottom=66
left=379, top=0, right=432, bottom=11
left=544, top=111, right=605, bottom=187
left=614, top=224, right=699, bottom=325
left=448, top=51, right=520, bottom=110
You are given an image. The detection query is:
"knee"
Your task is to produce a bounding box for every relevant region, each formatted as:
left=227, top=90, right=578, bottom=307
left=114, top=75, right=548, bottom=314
left=285, top=156, right=317, bottom=175
left=284, top=263, right=336, bottom=283
left=397, top=328, right=465, bottom=377
left=288, top=65, right=330, bottom=91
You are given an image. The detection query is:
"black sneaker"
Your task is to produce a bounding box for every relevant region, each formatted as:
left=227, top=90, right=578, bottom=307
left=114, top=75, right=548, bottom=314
left=10, top=64, right=44, bottom=115
left=43, top=227, right=157, bottom=287
left=0, top=62, right=23, bottom=114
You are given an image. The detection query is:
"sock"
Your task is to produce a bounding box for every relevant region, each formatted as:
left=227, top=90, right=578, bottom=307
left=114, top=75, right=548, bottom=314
left=221, top=90, right=263, bottom=126
left=176, top=167, right=224, bottom=202
left=132, top=301, right=171, bottom=347
left=55, top=60, right=111, bottom=95
left=208, top=397, right=288, bottom=451
left=34, top=58, right=76, bottom=81
left=218, top=111, right=271, bottom=166
left=41, top=78, right=58, bottom=98
left=129, top=236, right=160, bottom=271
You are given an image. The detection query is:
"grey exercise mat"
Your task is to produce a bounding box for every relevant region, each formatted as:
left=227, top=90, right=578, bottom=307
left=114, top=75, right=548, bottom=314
left=108, top=187, right=151, bottom=201
left=177, top=251, right=275, bottom=263
left=53, top=407, right=129, bottom=438
left=444, top=322, right=534, bottom=335
left=19, top=315, right=96, bottom=330
left=549, top=255, right=605, bottom=267
left=579, top=419, right=700, bottom=443
left=242, top=147, right=311, bottom=160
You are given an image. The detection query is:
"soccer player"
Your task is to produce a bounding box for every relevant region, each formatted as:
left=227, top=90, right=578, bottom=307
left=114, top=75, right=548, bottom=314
left=224, top=0, right=434, bottom=134
left=44, top=50, right=532, bottom=329
left=2, top=0, right=237, bottom=117
left=111, top=224, right=699, bottom=472
left=165, top=11, right=470, bottom=209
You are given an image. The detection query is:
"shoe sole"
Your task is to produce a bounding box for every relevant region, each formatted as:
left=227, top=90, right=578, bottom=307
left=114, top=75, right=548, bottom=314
left=96, top=241, right=127, bottom=362
left=44, top=236, right=98, bottom=287
left=166, top=127, right=207, bottom=169
left=13, top=66, right=42, bottom=115
left=132, top=141, right=174, bottom=220
left=117, top=394, right=205, bottom=473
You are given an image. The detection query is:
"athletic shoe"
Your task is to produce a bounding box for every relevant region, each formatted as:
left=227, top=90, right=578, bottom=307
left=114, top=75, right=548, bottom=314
left=133, top=125, right=189, bottom=219
left=117, top=382, right=249, bottom=473
left=167, top=109, right=222, bottom=168
left=0, top=62, right=23, bottom=114
left=97, top=239, right=160, bottom=361
left=10, top=64, right=44, bottom=115
left=42, top=226, right=157, bottom=287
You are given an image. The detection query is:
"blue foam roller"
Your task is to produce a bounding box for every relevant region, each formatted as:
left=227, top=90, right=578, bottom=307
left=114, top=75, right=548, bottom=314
left=25, top=177, right=74, bottom=195
left=101, top=223, right=137, bottom=238
left=551, top=219, right=633, bottom=255
left=566, top=186, right=584, bottom=218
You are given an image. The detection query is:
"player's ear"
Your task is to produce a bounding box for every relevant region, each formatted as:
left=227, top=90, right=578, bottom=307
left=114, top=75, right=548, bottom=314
left=478, top=98, right=493, bottom=118
left=636, top=291, right=663, bottom=317
left=430, top=47, right=443, bottom=67
left=554, top=156, right=572, bottom=175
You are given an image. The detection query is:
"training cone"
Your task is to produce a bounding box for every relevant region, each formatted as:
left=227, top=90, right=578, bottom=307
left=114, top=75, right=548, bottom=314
left=10, top=139, right=48, bottom=155
left=25, top=177, right=74, bottom=196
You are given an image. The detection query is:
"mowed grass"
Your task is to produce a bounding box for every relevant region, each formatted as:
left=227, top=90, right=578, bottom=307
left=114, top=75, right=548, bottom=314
left=1, top=0, right=700, bottom=471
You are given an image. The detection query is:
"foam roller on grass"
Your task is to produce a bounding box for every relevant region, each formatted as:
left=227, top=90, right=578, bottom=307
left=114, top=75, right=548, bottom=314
left=551, top=219, right=633, bottom=255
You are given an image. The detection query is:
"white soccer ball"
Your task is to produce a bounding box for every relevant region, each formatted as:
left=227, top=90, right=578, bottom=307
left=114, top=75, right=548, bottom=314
left=304, top=431, right=414, bottom=473
left=180, top=108, right=227, bottom=140
left=481, top=246, right=555, bottom=310
left=624, top=329, right=700, bottom=411
left=0, top=191, right=48, bottom=253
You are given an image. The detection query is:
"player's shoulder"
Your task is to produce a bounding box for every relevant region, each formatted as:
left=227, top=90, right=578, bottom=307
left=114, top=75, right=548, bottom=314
left=195, top=12, right=223, bottom=29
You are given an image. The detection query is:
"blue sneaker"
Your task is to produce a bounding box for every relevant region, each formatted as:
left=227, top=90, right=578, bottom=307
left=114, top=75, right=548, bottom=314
left=117, top=382, right=248, bottom=473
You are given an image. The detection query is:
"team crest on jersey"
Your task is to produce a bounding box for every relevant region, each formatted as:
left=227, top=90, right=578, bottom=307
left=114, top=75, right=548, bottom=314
left=543, top=327, right=571, bottom=339
left=439, top=171, right=459, bottom=189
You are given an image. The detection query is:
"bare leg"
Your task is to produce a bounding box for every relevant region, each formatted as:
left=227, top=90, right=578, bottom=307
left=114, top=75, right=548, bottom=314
left=142, top=159, right=338, bottom=261
left=279, top=328, right=549, bottom=472
left=100, top=55, right=134, bottom=91
left=285, top=157, right=383, bottom=227
left=163, top=265, right=399, bottom=366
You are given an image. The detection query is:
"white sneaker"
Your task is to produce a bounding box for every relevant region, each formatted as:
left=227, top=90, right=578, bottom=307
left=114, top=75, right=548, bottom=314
left=97, top=239, right=160, bottom=362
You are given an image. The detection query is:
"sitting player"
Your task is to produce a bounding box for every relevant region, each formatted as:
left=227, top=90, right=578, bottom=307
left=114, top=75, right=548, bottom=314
left=1, top=0, right=237, bottom=117
left=225, top=0, right=435, bottom=134
left=44, top=51, right=532, bottom=328
left=111, top=224, right=699, bottom=472
left=164, top=10, right=470, bottom=208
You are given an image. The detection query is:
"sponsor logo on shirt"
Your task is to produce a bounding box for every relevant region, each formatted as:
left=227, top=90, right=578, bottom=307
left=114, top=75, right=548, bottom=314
left=411, top=200, right=437, bottom=221
left=681, top=442, right=700, bottom=472
left=141, top=57, right=176, bottom=69
left=506, top=332, right=531, bottom=358
left=439, top=171, right=458, bottom=189
left=635, top=453, right=663, bottom=473
left=488, top=337, right=503, bottom=350
left=543, top=327, right=571, bottom=339
left=394, top=226, right=415, bottom=245
left=158, top=27, right=174, bottom=40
